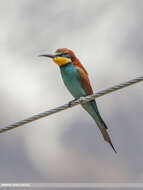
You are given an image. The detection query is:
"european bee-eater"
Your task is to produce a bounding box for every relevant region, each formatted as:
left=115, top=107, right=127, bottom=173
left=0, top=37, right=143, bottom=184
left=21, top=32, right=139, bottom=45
left=40, top=48, right=116, bottom=153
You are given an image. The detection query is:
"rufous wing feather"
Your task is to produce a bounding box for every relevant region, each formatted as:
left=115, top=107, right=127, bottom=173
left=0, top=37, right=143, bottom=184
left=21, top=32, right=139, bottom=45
left=75, top=66, right=93, bottom=95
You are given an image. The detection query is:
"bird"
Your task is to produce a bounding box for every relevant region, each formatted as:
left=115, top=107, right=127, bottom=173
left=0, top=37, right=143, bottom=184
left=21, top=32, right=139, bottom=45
left=40, top=48, right=116, bottom=153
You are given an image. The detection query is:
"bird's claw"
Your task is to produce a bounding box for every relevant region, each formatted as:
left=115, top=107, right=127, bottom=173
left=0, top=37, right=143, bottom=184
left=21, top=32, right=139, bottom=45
left=68, top=99, right=78, bottom=107
left=79, top=96, right=86, bottom=104
left=68, top=97, right=86, bottom=107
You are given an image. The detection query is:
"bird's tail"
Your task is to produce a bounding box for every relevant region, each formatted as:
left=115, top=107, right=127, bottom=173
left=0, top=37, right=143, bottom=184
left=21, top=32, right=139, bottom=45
left=82, top=100, right=117, bottom=153
left=95, top=119, right=117, bottom=153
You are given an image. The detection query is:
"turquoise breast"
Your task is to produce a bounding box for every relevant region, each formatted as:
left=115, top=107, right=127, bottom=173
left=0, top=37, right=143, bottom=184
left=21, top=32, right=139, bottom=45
left=60, top=63, right=87, bottom=98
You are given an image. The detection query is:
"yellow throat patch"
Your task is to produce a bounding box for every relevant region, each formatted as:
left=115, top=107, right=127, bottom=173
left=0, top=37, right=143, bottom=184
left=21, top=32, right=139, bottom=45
left=53, top=57, right=71, bottom=66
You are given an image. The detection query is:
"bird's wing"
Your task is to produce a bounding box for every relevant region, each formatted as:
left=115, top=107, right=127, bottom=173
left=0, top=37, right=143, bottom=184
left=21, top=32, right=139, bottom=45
left=75, top=66, right=93, bottom=95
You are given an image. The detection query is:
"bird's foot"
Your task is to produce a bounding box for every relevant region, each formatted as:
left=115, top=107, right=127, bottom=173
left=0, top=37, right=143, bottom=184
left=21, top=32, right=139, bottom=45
left=68, top=98, right=78, bottom=107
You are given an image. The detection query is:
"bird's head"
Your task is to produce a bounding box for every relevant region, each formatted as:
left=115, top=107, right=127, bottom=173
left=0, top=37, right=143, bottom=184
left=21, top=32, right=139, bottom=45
left=40, top=48, right=77, bottom=67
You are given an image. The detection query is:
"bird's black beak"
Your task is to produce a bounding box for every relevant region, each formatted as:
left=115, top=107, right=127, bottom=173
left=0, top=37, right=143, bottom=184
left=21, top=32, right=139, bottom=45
left=39, top=54, right=56, bottom=58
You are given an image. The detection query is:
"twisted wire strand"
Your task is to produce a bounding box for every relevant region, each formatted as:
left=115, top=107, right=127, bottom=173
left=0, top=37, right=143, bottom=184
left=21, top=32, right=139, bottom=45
left=0, top=75, right=143, bottom=134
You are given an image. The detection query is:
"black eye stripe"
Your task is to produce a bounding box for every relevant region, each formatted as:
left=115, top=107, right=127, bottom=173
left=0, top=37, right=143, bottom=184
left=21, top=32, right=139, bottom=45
left=62, top=53, right=71, bottom=58
left=56, top=52, right=71, bottom=58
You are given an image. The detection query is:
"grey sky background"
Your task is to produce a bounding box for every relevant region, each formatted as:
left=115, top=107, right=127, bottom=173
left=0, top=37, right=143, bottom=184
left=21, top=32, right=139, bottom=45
left=1, top=0, right=143, bottom=188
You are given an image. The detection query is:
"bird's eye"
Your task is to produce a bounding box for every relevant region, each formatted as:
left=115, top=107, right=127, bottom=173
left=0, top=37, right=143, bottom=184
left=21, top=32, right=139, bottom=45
left=61, top=53, right=71, bottom=58
left=56, top=52, right=71, bottom=58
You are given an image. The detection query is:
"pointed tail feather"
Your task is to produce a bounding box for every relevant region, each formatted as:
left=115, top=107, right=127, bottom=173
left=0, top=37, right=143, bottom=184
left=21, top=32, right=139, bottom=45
left=82, top=101, right=116, bottom=153
left=91, top=101, right=117, bottom=153
left=99, top=125, right=117, bottom=153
